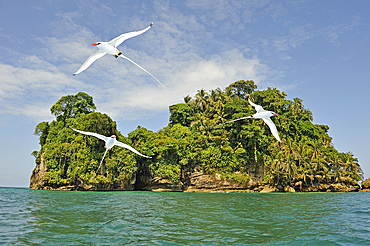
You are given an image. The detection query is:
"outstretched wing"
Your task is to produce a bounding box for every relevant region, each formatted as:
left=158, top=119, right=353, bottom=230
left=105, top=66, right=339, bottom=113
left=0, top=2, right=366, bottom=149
left=248, top=98, right=265, bottom=113
left=262, top=118, right=281, bottom=142
left=114, top=141, right=152, bottom=158
left=73, top=50, right=106, bottom=75
left=109, top=22, right=153, bottom=48
left=119, top=55, right=165, bottom=88
left=69, top=126, right=109, bottom=142
left=212, top=116, right=253, bottom=129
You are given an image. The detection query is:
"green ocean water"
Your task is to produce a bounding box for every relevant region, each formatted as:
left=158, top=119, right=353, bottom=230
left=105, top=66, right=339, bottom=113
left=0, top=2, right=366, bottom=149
left=0, top=188, right=369, bottom=245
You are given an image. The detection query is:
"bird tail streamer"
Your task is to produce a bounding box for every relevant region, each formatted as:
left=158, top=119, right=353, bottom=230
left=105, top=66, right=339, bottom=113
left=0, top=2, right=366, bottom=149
left=96, top=148, right=109, bottom=173
left=212, top=116, right=252, bottom=129
left=119, top=55, right=166, bottom=88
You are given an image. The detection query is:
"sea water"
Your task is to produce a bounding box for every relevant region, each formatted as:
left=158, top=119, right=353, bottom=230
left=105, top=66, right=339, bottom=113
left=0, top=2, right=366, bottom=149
left=0, top=187, right=369, bottom=245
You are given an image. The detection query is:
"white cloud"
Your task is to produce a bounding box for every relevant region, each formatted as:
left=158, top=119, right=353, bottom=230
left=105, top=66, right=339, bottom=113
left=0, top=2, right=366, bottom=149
left=0, top=63, right=82, bottom=98
left=6, top=102, right=54, bottom=122
left=0, top=59, right=90, bottom=121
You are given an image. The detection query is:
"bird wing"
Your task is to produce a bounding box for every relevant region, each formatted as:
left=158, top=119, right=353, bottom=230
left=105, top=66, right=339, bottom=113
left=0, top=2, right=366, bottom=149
left=213, top=116, right=253, bottom=129
left=114, top=140, right=152, bottom=158
left=69, top=126, right=109, bottom=142
left=248, top=98, right=265, bottom=113
left=119, top=55, right=166, bottom=88
left=73, top=50, right=106, bottom=75
left=109, top=22, right=153, bottom=48
left=262, top=118, right=281, bottom=142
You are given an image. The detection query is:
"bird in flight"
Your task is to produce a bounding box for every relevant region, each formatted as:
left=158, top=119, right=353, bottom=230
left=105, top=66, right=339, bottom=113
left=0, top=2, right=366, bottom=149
left=73, top=22, right=165, bottom=88
left=213, top=98, right=281, bottom=142
left=69, top=126, right=151, bottom=173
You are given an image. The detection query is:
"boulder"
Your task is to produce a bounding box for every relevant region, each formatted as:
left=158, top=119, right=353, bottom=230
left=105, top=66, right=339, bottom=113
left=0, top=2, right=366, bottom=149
left=143, top=178, right=183, bottom=192
left=284, top=186, right=296, bottom=193
left=260, top=186, right=278, bottom=193
left=361, top=177, right=370, bottom=191
left=327, top=183, right=360, bottom=192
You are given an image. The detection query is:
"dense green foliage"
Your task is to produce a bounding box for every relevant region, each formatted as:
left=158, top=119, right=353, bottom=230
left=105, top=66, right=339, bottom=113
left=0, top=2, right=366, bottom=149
left=33, top=93, right=142, bottom=186
left=133, top=80, right=363, bottom=187
left=50, top=92, right=96, bottom=121
left=33, top=82, right=363, bottom=188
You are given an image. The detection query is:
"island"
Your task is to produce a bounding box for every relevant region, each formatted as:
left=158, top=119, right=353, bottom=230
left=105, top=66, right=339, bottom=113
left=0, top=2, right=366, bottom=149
left=30, top=80, right=365, bottom=192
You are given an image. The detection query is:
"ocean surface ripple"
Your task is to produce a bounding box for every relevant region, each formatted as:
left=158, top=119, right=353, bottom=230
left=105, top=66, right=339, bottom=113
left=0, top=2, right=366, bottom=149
left=0, top=188, right=369, bottom=245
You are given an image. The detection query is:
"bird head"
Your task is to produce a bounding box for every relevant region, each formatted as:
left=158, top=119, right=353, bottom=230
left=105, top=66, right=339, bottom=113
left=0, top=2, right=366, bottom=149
left=91, top=42, right=101, bottom=46
left=111, top=135, right=116, bottom=139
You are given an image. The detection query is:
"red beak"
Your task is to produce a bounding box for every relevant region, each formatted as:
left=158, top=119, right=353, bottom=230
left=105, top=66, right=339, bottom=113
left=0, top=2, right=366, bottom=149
left=273, top=113, right=279, bottom=116
left=91, top=43, right=98, bottom=46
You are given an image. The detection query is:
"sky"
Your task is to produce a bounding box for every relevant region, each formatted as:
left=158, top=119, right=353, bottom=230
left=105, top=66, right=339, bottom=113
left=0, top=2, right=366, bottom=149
left=0, top=0, right=369, bottom=187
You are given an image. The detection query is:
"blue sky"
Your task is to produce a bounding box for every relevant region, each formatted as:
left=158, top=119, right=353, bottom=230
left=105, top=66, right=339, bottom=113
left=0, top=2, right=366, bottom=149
left=0, top=0, right=369, bottom=187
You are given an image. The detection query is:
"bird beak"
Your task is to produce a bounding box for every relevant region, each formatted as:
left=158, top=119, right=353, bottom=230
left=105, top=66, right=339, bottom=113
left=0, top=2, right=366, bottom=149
left=273, top=113, right=279, bottom=116
left=91, top=43, right=98, bottom=46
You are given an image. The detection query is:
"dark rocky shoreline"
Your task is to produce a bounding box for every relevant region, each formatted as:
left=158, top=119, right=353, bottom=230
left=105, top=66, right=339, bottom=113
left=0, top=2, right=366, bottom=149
left=30, top=156, right=366, bottom=192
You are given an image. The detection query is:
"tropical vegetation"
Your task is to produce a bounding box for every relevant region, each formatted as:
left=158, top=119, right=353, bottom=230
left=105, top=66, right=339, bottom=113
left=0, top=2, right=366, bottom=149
left=32, top=81, right=363, bottom=189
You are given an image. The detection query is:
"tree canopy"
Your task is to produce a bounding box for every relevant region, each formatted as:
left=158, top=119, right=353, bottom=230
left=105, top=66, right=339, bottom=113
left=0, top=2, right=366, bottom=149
left=225, top=80, right=257, bottom=100
left=50, top=92, right=96, bottom=121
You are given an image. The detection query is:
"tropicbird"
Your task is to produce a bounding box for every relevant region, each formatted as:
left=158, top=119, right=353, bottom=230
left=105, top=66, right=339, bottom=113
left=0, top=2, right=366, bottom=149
left=73, top=22, right=165, bottom=88
left=214, top=98, right=281, bottom=142
left=69, top=126, right=151, bottom=173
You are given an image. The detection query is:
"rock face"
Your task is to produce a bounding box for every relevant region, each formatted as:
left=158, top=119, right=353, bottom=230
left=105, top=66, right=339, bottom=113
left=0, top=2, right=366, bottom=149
left=361, top=177, right=370, bottom=192
left=30, top=175, right=135, bottom=191
left=183, top=169, right=258, bottom=192
left=29, top=153, right=47, bottom=190
left=133, top=164, right=263, bottom=193
left=300, top=183, right=360, bottom=192
left=141, top=178, right=183, bottom=192
left=260, top=186, right=279, bottom=193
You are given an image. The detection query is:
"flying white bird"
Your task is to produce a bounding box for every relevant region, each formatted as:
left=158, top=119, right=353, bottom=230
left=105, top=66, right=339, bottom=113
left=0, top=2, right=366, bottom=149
left=69, top=126, right=151, bottom=173
left=213, top=98, right=281, bottom=142
left=73, top=22, right=165, bottom=88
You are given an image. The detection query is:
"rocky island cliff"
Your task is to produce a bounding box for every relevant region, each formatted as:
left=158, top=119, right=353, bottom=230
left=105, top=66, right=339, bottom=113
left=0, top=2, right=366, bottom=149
left=30, top=81, right=364, bottom=192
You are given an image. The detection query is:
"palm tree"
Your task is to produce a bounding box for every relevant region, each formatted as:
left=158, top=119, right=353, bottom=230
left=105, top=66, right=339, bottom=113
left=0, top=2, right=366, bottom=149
left=288, top=98, right=314, bottom=125
left=294, top=138, right=310, bottom=168
left=308, top=140, right=327, bottom=174
left=342, top=152, right=363, bottom=182
left=184, top=95, right=192, bottom=104
left=279, top=138, right=298, bottom=182
left=271, top=151, right=284, bottom=185
left=195, top=89, right=209, bottom=112
left=329, top=153, right=342, bottom=182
